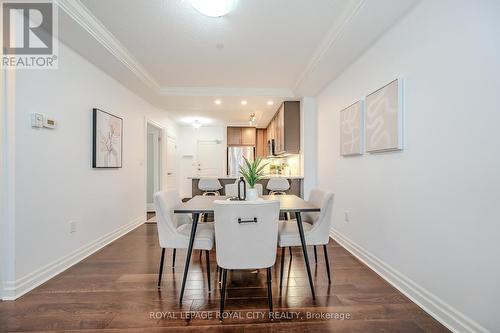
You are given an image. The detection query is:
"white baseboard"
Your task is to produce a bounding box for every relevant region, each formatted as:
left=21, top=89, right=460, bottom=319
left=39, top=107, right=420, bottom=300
left=2, top=215, right=146, bottom=300
left=330, top=229, right=489, bottom=333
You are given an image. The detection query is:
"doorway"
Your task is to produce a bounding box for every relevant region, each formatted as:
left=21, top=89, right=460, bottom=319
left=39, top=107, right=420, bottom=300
left=146, top=123, right=162, bottom=213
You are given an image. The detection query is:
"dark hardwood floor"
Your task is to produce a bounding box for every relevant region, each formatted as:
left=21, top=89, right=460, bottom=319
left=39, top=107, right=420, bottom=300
left=0, top=223, right=449, bottom=332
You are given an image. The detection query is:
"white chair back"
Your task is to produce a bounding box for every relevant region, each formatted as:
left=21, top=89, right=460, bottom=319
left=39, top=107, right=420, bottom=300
left=266, top=177, right=290, bottom=191
left=303, top=189, right=335, bottom=244
left=214, top=200, right=280, bottom=269
left=225, top=180, right=263, bottom=197
left=198, top=178, right=222, bottom=191
left=154, top=190, right=187, bottom=248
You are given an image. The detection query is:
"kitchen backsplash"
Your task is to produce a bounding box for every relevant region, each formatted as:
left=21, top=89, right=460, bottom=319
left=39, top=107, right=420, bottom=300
left=262, top=154, right=301, bottom=177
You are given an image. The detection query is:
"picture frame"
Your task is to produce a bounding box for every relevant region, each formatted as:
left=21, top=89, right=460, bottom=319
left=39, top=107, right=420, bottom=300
left=92, top=108, right=123, bottom=168
left=339, top=100, right=364, bottom=156
left=365, top=79, right=403, bottom=152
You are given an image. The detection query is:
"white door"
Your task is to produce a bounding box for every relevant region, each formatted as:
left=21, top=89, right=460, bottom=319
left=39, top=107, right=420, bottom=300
left=197, top=140, right=223, bottom=176
left=166, top=137, right=177, bottom=189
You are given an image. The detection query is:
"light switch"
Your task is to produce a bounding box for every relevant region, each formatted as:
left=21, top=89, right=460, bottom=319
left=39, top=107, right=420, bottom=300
left=43, top=117, right=57, bottom=129
left=344, top=211, right=350, bottom=223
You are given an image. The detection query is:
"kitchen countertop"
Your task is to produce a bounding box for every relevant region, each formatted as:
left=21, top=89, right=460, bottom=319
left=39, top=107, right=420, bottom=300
left=188, top=176, right=304, bottom=180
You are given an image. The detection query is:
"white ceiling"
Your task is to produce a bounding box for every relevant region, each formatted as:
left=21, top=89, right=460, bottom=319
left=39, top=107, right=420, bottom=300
left=56, top=0, right=418, bottom=126
left=81, top=0, right=346, bottom=88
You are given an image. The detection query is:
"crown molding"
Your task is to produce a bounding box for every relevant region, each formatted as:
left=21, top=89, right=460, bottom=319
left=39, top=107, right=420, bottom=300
left=54, top=0, right=161, bottom=92
left=293, top=0, right=366, bottom=92
left=159, top=86, right=295, bottom=97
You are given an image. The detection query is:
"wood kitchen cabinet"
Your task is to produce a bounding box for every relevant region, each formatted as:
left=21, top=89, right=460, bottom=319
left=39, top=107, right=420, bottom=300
left=256, top=128, right=267, bottom=158
left=227, top=127, right=242, bottom=146
left=227, top=127, right=256, bottom=146
left=266, top=101, right=300, bottom=154
left=241, top=127, right=256, bottom=145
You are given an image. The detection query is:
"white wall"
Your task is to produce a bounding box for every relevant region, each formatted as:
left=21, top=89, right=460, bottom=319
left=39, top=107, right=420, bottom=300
left=3, top=41, right=177, bottom=299
left=316, top=0, right=500, bottom=332
left=177, top=125, right=226, bottom=198
left=301, top=97, right=317, bottom=198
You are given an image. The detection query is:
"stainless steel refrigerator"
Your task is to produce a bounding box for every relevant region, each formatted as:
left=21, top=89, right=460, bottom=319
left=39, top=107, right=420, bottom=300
left=227, top=146, right=255, bottom=176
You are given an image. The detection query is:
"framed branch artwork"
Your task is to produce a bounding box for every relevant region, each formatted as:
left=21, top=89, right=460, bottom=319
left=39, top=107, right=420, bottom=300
left=92, top=108, right=123, bottom=168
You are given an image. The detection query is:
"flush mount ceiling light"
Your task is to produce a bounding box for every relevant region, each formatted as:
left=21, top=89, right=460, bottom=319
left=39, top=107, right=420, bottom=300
left=192, top=120, right=202, bottom=129
left=248, top=113, right=256, bottom=125
left=181, top=117, right=212, bottom=127
left=191, top=0, right=236, bottom=17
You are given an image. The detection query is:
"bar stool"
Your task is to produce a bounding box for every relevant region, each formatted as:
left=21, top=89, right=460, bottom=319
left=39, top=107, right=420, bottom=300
left=198, top=178, right=223, bottom=196
left=266, top=177, right=290, bottom=195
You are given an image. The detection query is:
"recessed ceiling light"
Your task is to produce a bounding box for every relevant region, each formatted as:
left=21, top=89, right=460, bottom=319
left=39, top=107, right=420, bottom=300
left=267, top=100, right=274, bottom=106
left=214, top=99, right=222, bottom=105
left=241, top=100, right=247, bottom=105
left=191, top=0, right=236, bottom=18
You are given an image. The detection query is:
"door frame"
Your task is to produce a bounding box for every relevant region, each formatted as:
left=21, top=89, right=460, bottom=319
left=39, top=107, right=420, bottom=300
left=1, top=63, right=16, bottom=300
left=144, top=119, right=165, bottom=215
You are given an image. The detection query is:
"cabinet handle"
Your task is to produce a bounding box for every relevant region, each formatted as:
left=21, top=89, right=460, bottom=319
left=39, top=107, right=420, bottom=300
left=238, top=217, right=258, bottom=224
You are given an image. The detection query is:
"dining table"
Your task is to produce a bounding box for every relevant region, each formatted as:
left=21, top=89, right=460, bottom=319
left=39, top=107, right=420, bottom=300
left=174, top=194, right=320, bottom=303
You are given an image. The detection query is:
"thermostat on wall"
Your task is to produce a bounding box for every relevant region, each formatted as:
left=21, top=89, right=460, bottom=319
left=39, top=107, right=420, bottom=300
left=31, top=113, right=44, bottom=128
left=31, top=113, right=57, bottom=129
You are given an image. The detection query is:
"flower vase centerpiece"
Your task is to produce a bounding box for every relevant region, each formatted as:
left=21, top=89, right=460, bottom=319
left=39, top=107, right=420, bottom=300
left=239, top=156, right=267, bottom=201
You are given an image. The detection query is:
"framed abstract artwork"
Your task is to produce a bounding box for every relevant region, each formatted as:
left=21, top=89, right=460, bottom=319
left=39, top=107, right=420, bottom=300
left=340, top=100, right=364, bottom=156
left=365, top=79, right=404, bottom=152
left=92, top=108, right=123, bottom=168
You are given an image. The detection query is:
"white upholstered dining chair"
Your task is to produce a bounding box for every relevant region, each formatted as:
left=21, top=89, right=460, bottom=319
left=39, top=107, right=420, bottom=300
left=213, top=199, right=280, bottom=319
left=154, top=189, right=215, bottom=291
left=278, top=189, right=334, bottom=287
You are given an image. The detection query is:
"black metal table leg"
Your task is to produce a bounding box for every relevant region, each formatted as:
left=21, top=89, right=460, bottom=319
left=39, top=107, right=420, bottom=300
left=179, top=212, right=200, bottom=303
left=279, top=247, right=285, bottom=289
left=295, top=211, right=315, bottom=298
left=220, top=269, right=228, bottom=319
left=205, top=250, right=211, bottom=292
left=266, top=267, right=273, bottom=315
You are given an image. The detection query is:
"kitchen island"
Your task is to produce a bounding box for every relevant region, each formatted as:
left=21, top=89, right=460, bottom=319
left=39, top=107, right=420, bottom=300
left=189, top=176, right=304, bottom=198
